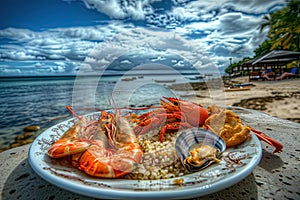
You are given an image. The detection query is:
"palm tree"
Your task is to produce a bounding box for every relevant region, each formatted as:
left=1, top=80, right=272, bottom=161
left=259, top=0, right=300, bottom=51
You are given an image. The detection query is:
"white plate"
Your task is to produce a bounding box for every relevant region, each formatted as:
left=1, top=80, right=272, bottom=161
left=28, top=111, right=262, bottom=199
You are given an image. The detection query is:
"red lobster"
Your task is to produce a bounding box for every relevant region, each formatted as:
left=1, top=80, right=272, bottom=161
left=134, top=96, right=209, bottom=142
left=133, top=97, right=283, bottom=153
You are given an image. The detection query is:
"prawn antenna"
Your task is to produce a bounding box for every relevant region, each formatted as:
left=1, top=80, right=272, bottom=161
left=107, top=94, right=121, bottom=118
left=66, top=105, right=82, bottom=120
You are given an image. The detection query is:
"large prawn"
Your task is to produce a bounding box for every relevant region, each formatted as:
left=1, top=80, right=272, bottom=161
left=47, top=106, right=143, bottom=178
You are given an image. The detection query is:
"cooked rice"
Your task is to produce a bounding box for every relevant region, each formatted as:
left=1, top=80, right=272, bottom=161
left=123, top=127, right=189, bottom=180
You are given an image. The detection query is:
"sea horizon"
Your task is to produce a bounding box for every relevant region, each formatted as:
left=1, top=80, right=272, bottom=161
left=0, top=70, right=222, bottom=78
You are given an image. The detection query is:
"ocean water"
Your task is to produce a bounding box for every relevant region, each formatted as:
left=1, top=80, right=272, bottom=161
left=0, top=74, right=204, bottom=149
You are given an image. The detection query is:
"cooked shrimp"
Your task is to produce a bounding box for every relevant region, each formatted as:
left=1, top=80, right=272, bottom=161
left=47, top=107, right=143, bottom=178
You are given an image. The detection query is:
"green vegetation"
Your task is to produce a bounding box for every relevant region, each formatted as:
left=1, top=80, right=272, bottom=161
left=226, top=0, right=300, bottom=73
left=225, top=57, right=251, bottom=74
left=257, top=0, right=300, bottom=54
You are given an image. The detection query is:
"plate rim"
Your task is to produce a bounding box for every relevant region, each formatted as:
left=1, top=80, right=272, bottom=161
left=28, top=111, right=262, bottom=199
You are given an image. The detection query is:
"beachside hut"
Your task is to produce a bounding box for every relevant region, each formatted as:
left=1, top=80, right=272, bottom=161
left=252, top=50, right=300, bottom=65
left=233, top=50, right=300, bottom=80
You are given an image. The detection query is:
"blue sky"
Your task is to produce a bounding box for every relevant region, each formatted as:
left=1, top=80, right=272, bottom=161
left=0, top=0, right=286, bottom=76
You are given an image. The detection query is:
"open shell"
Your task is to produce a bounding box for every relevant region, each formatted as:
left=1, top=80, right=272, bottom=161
left=175, top=128, right=226, bottom=172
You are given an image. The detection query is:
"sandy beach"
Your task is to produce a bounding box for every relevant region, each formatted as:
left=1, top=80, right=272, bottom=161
left=171, top=77, right=300, bottom=123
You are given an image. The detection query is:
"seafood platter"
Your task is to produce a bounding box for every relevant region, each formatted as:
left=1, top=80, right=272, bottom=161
left=28, top=97, right=282, bottom=199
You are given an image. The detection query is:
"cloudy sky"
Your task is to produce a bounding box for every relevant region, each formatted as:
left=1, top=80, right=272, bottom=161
left=0, top=0, right=286, bottom=76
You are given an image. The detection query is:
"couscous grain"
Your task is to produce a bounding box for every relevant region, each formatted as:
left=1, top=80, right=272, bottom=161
left=123, top=128, right=189, bottom=180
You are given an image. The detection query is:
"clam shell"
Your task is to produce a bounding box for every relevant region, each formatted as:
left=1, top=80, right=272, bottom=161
left=175, top=128, right=226, bottom=172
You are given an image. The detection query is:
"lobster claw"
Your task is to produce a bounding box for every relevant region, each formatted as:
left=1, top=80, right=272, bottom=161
left=250, top=127, right=283, bottom=153
left=161, top=96, right=209, bottom=127
left=160, top=97, right=181, bottom=112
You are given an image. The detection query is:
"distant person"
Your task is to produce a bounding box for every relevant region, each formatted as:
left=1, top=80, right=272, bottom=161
left=261, top=69, right=275, bottom=80
left=276, top=67, right=298, bottom=80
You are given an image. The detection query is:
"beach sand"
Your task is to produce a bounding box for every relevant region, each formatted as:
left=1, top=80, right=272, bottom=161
left=171, top=77, right=300, bottom=123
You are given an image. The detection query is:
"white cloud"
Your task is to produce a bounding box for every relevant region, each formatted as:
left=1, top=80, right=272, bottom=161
left=0, top=26, right=108, bottom=62
left=161, top=0, right=285, bottom=66
left=83, top=0, right=126, bottom=19
left=78, top=26, right=217, bottom=76
left=34, top=62, right=44, bottom=68
left=227, top=0, right=286, bottom=14
left=218, top=12, right=262, bottom=35
left=172, top=5, right=278, bottom=65
left=82, top=0, right=156, bottom=20
left=0, top=65, right=22, bottom=74
left=120, top=59, right=132, bottom=64
left=173, top=60, right=185, bottom=67
left=9, top=51, right=36, bottom=60
left=151, top=56, right=166, bottom=62
left=170, top=0, right=286, bottom=21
